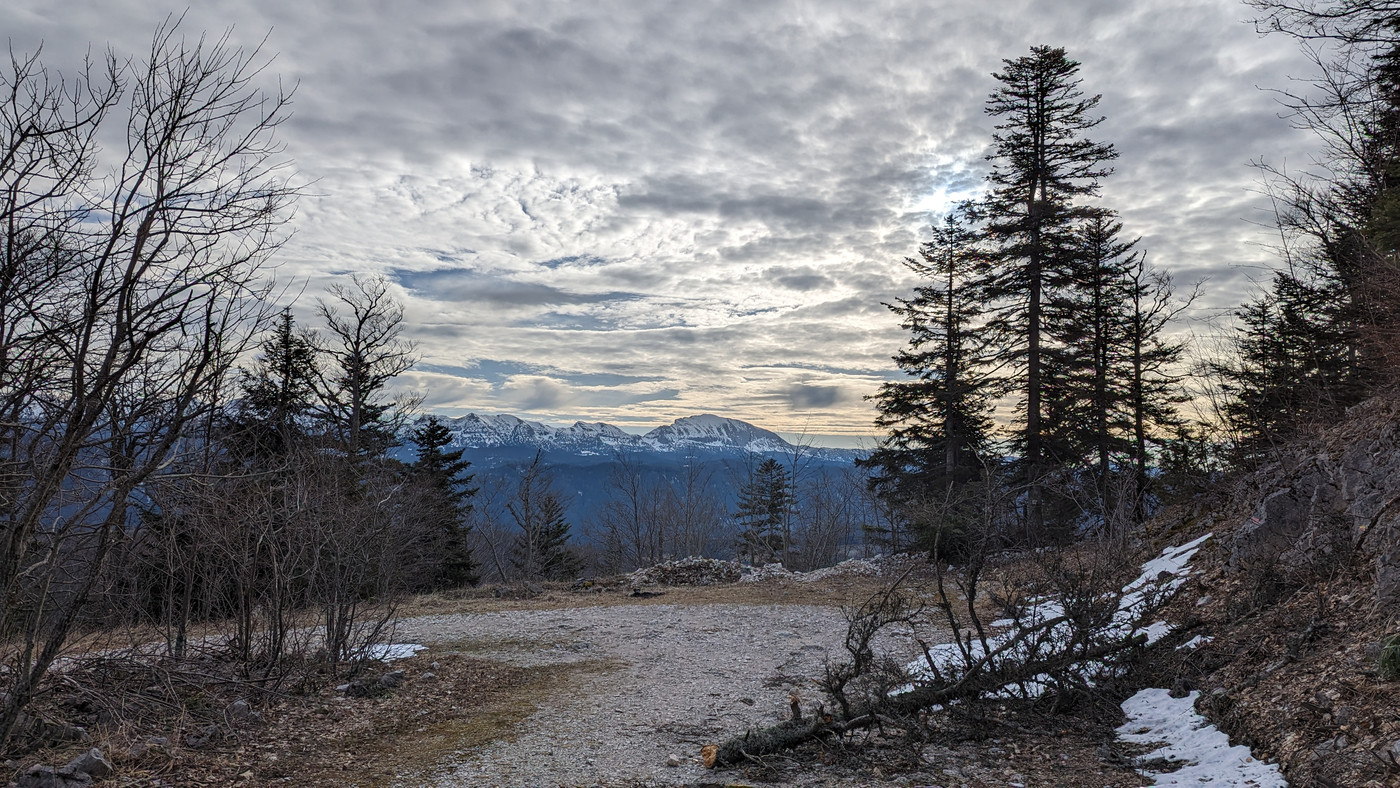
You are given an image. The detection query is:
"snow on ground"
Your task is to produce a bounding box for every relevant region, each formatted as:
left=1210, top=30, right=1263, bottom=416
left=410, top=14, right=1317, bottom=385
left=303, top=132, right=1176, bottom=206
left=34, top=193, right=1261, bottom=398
left=1178, top=634, right=1214, bottom=650
left=1118, top=688, right=1287, bottom=787
left=369, top=642, right=426, bottom=661
left=901, top=534, right=1214, bottom=686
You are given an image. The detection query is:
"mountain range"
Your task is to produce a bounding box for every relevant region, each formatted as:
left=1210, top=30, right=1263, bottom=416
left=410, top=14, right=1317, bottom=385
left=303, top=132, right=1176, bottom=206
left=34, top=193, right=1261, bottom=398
left=399, top=413, right=866, bottom=531
left=419, top=412, right=862, bottom=464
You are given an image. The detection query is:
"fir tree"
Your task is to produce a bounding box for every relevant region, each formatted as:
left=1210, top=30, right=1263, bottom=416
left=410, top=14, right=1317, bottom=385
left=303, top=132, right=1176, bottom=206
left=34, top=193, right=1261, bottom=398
left=734, top=457, right=792, bottom=564
left=508, top=453, right=581, bottom=580
left=233, top=308, right=319, bottom=458
left=1121, top=255, right=1192, bottom=519
left=979, top=45, right=1117, bottom=538
left=1041, top=211, right=1139, bottom=521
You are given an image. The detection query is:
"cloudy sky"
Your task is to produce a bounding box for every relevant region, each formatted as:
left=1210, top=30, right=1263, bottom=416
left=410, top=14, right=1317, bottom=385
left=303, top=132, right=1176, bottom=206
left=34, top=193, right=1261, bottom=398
left=4, top=1, right=1320, bottom=445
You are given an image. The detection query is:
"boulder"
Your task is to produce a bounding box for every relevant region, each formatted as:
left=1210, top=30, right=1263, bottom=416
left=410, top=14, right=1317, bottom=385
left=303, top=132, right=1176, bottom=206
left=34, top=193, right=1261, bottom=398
left=16, top=764, right=91, bottom=788
left=228, top=699, right=251, bottom=721
left=64, top=749, right=112, bottom=779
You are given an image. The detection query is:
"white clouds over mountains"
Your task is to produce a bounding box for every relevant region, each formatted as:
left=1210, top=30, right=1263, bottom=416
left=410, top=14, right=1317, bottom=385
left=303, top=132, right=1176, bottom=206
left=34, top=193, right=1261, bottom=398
left=3, top=0, right=1317, bottom=438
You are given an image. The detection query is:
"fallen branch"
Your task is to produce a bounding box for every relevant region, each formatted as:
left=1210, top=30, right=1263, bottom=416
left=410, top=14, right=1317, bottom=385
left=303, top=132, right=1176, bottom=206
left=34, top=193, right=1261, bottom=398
left=702, top=632, right=1145, bottom=768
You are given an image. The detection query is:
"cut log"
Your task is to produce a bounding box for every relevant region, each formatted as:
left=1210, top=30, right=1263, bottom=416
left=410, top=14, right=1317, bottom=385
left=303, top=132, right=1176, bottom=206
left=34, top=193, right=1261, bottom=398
left=701, top=716, right=836, bottom=768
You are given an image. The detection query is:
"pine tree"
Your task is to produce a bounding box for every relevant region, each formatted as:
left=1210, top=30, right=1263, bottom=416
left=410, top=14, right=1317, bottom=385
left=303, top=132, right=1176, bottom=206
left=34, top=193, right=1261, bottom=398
left=410, top=416, right=478, bottom=587
left=860, top=208, right=998, bottom=555
left=979, top=45, right=1117, bottom=538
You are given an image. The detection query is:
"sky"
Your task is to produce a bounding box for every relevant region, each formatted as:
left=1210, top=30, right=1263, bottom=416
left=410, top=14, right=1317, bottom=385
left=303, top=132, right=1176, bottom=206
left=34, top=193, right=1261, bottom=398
left=2, top=1, right=1321, bottom=446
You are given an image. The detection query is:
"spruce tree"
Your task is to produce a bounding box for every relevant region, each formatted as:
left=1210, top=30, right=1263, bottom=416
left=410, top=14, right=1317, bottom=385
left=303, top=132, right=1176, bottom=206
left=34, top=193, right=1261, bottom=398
left=860, top=208, right=997, bottom=555
left=410, top=416, right=478, bottom=587
left=1043, top=211, right=1139, bottom=520
left=233, top=308, right=319, bottom=458
left=979, top=45, right=1117, bottom=538
left=734, top=457, right=793, bottom=564
left=1120, top=256, right=1192, bottom=519
left=508, top=453, right=581, bottom=580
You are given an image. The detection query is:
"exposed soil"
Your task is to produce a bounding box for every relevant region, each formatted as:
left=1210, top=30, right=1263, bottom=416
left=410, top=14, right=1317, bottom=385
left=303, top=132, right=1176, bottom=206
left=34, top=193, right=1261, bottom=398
left=1148, top=515, right=1400, bottom=788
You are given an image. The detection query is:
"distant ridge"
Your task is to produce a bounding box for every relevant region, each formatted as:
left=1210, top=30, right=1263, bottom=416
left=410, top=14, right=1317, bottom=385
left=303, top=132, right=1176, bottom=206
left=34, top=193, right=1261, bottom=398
left=412, top=412, right=859, bottom=463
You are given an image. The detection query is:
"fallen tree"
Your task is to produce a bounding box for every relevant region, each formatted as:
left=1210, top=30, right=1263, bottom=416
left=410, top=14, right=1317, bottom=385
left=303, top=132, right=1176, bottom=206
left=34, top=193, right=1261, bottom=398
left=703, top=535, right=1186, bottom=769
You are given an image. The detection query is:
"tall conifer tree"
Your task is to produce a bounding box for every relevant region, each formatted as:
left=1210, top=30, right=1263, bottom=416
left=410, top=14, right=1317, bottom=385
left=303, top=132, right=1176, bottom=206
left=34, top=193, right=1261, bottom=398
left=979, top=45, right=1117, bottom=537
left=862, top=208, right=997, bottom=555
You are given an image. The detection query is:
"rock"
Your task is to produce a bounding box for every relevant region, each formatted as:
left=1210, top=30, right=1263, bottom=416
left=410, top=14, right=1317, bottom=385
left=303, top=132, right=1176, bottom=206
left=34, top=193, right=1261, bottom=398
left=430, top=661, right=441, bottom=670
left=184, top=724, right=223, bottom=750
left=629, top=557, right=743, bottom=586
left=420, top=671, right=437, bottom=681
left=378, top=670, right=406, bottom=689
left=335, top=683, right=351, bottom=692
left=228, top=699, right=251, bottom=721
left=64, top=749, right=112, bottom=779
left=17, top=764, right=91, bottom=787
left=1230, top=488, right=1308, bottom=570
left=666, top=753, right=685, bottom=767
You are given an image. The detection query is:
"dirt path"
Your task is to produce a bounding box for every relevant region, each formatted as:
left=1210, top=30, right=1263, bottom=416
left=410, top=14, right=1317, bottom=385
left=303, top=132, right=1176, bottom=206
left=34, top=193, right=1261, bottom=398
left=393, top=602, right=858, bottom=787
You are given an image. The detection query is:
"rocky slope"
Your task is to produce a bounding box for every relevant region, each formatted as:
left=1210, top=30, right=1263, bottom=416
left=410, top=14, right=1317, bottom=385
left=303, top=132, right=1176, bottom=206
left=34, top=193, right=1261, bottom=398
left=1154, top=396, right=1400, bottom=787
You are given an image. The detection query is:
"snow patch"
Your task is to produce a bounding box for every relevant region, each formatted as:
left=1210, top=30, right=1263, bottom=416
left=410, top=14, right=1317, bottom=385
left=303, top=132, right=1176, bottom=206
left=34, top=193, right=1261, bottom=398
left=369, top=642, right=426, bottom=661
left=1118, top=688, right=1286, bottom=787
left=899, top=534, right=1212, bottom=694
left=1178, top=635, right=1214, bottom=651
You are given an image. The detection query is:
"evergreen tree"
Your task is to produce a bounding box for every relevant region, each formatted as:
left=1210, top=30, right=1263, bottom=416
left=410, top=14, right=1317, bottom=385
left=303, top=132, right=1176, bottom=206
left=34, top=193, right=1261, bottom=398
left=734, top=457, right=792, bottom=564
left=508, top=453, right=581, bottom=580
left=1040, top=212, right=1139, bottom=522
left=232, top=308, right=319, bottom=458
left=1214, top=270, right=1356, bottom=462
left=979, top=45, right=1117, bottom=538
left=1121, top=256, right=1192, bottom=519
left=410, top=416, right=478, bottom=587
left=1225, top=4, right=1400, bottom=453
left=314, top=275, right=418, bottom=463
left=860, top=208, right=998, bottom=555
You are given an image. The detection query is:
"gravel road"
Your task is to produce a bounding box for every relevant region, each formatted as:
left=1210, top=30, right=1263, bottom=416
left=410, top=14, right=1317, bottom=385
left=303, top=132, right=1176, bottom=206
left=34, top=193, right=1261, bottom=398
left=392, top=602, right=856, bottom=787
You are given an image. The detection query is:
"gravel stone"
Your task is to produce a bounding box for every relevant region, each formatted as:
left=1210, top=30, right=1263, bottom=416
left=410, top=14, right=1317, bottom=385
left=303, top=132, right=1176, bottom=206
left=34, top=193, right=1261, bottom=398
left=394, top=603, right=866, bottom=787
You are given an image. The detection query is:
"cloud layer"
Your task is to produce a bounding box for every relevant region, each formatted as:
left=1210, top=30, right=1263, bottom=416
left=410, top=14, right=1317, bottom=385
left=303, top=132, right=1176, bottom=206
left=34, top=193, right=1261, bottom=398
left=2, top=0, right=1319, bottom=441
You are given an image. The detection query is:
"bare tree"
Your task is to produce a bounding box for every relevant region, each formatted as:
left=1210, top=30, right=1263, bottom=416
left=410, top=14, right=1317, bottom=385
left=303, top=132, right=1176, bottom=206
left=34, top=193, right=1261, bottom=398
left=659, top=452, right=727, bottom=559
left=314, top=274, right=418, bottom=462
left=0, top=22, right=295, bottom=750
left=594, top=451, right=667, bottom=572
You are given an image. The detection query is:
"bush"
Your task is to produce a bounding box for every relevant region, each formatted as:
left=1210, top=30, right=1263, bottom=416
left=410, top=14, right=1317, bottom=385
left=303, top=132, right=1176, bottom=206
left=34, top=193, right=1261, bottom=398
left=1379, top=634, right=1400, bottom=681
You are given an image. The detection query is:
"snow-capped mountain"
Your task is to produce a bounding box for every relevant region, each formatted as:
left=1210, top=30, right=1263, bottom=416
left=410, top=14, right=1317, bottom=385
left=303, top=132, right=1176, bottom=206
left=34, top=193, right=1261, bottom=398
left=639, top=414, right=790, bottom=454
left=413, top=412, right=857, bottom=462
left=400, top=412, right=862, bottom=534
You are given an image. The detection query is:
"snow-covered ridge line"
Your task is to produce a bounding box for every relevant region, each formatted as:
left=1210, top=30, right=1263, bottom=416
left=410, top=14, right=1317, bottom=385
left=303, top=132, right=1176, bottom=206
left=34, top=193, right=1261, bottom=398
left=410, top=412, right=856, bottom=459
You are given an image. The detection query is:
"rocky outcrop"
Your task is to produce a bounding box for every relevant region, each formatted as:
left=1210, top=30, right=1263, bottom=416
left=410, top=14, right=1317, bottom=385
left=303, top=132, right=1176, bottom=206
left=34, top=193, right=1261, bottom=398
left=1227, top=397, right=1400, bottom=604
